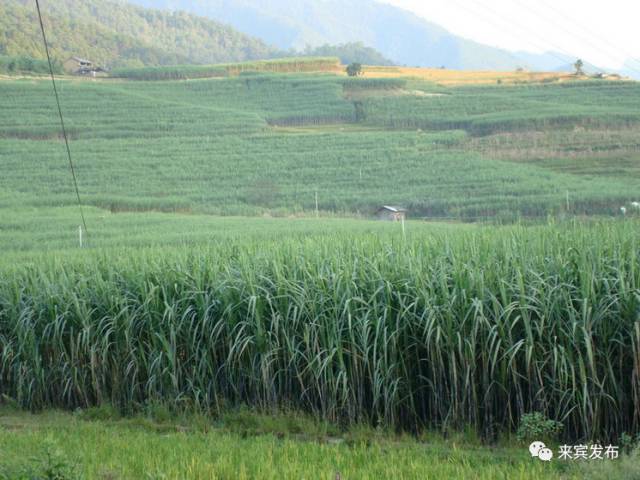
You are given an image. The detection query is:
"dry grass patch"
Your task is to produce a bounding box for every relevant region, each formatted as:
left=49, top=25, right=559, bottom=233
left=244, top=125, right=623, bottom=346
left=357, top=65, right=586, bottom=85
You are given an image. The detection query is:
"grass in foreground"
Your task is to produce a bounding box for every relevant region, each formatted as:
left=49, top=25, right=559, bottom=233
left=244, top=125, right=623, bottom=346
left=0, top=407, right=577, bottom=480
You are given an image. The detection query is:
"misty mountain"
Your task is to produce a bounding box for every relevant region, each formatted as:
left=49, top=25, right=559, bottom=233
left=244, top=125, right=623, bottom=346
left=128, top=0, right=572, bottom=71
left=621, top=59, right=640, bottom=80
left=513, top=51, right=573, bottom=72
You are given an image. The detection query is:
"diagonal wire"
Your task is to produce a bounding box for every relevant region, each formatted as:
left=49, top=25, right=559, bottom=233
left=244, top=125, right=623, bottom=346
left=464, top=0, right=581, bottom=66
left=445, top=0, right=574, bottom=69
left=510, top=0, right=640, bottom=78
left=35, top=0, right=88, bottom=236
left=535, top=0, right=640, bottom=76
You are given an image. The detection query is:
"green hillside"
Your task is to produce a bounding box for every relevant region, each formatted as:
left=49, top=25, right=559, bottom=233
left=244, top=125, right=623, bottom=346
left=0, top=72, right=638, bottom=219
left=0, top=0, right=276, bottom=69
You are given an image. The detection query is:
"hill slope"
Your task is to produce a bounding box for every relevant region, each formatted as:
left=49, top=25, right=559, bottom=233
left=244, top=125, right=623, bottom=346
left=0, top=73, right=638, bottom=218
left=0, top=0, right=277, bottom=68
left=128, top=0, right=558, bottom=71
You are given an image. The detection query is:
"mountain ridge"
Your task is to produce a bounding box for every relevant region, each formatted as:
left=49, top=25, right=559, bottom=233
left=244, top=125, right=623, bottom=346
left=127, top=0, right=572, bottom=71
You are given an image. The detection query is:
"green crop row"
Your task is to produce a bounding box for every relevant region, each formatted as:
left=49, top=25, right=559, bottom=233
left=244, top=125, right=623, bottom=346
left=0, top=55, right=62, bottom=75
left=361, top=81, right=640, bottom=135
left=0, top=75, right=638, bottom=218
left=111, top=57, right=341, bottom=80
left=1, top=221, right=638, bottom=441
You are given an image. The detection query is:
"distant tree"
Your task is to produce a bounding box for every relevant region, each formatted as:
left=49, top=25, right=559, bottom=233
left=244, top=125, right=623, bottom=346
left=305, top=42, right=393, bottom=66
left=346, top=62, right=363, bottom=77
left=574, top=59, right=584, bottom=76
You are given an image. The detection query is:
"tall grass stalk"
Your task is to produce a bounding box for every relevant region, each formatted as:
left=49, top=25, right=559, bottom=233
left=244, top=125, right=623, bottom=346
left=0, top=222, right=638, bottom=441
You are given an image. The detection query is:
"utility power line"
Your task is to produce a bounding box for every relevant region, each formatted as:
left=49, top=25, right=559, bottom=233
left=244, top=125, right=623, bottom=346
left=510, top=0, right=640, bottom=77
left=445, top=0, right=576, bottom=69
left=34, top=0, right=89, bottom=237
left=465, top=0, right=586, bottom=67
left=536, top=0, right=640, bottom=71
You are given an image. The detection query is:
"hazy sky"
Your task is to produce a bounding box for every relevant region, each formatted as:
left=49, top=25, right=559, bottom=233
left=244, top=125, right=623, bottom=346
left=382, top=0, right=639, bottom=69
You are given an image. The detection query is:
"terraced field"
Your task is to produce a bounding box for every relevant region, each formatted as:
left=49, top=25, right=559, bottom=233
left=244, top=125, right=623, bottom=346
left=0, top=72, right=639, bottom=220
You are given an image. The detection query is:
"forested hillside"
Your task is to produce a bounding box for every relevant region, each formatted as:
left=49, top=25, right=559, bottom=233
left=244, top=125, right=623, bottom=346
left=0, top=0, right=277, bottom=69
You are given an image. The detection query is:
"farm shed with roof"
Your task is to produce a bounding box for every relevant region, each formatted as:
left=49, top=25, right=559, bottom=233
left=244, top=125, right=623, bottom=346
left=376, top=206, right=407, bottom=221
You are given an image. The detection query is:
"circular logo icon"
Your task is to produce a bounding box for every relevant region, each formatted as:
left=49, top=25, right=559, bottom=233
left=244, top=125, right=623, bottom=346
left=538, top=447, right=553, bottom=462
left=529, top=441, right=546, bottom=457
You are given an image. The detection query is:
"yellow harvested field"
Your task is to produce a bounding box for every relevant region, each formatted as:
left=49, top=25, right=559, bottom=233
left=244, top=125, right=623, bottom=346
left=353, top=65, right=583, bottom=86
